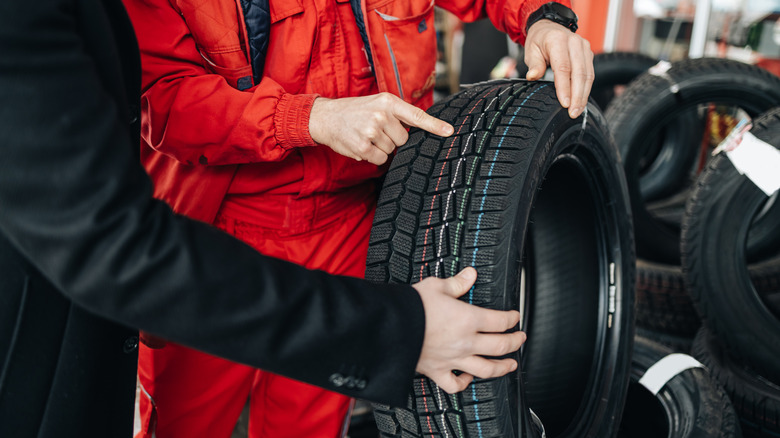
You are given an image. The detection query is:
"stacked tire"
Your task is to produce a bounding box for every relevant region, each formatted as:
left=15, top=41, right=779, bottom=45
left=366, top=79, right=636, bottom=437
left=605, top=57, right=780, bottom=353
left=683, top=109, right=780, bottom=437
left=618, top=336, right=740, bottom=438
left=605, top=56, right=780, bottom=437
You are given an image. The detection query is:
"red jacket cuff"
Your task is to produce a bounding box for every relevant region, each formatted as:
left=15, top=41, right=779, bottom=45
left=274, top=93, right=320, bottom=149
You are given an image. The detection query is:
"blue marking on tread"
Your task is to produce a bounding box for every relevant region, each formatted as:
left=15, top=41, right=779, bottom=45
left=466, top=83, right=548, bottom=438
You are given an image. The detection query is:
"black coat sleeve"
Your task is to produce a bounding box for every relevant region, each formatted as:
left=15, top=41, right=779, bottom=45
left=0, top=0, right=424, bottom=406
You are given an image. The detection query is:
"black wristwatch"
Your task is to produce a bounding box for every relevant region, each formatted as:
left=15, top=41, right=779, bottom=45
left=525, top=2, right=578, bottom=33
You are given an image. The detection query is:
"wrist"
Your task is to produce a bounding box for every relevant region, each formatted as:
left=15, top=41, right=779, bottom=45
left=525, top=2, right=578, bottom=34
left=275, top=93, right=320, bottom=149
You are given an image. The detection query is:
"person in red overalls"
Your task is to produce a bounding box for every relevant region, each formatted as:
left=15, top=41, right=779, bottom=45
left=122, top=0, right=593, bottom=436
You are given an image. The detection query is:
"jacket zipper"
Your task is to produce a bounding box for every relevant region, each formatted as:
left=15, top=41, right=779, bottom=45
left=382, top=33, right=404, bottom=101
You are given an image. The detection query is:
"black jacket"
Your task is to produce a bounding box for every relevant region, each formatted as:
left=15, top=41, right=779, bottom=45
left=0, top=0, right=424, bottom=436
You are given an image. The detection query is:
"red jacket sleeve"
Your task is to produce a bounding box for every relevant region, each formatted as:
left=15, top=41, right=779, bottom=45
left=123, top=0, right=317, bottom=166
left=435, top=0, right=572, bottom=45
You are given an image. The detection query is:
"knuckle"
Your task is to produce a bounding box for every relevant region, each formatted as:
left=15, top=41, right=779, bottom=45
left=556, top=63, right=573, bottom=74
left=583, top=39, right=591, bottom=50
left=372, top=111, right=388, bottom=124
left=356, top=142, right=372, bottom=155
left=378, top=92, right=395, bottom=105
left=363, top=127, right=379, bottom=139
left=411, top=107, right=427, bottom=124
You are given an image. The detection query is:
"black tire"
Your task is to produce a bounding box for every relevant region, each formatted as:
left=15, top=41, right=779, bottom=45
left=594, top=53, right=703, bottom=210
left=592, top=52, right=657, bottom=110
left=367, top=80, right=635, bottom=438
left=607, top=58, right=780, bottom=264
left=750, top=254, right=780, bottom=319
left=692, top=328, right=780, bottom=437
left=618, top=336, right=741, bottom=438
left=682, top=108, right=780, bottom=383
left=635, top=327, right=694, bottom=353
left=634, top=255, right=780, bottom=347
left=636, top=259, right=701, bottom=337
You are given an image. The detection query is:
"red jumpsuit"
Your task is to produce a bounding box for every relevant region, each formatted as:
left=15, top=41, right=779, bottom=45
left=122, top=0, right=553, bottom=435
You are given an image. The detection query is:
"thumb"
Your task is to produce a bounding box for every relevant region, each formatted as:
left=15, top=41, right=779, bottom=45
left=434, top=371, right=474, bottom=394
left=443, top=267, right=477, bottom=298
left=525, top=47, right=547, bottom=81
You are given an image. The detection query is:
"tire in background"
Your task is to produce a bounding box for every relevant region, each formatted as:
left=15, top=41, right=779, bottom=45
left=591, top=52, right=657, bottom=110
left=593, top=53, right=703, bottom=205
left=635, top=327, right=694, bottom=353
left=692, top=328, right=780, bottom=437
left=682, top=107, right=780, bottom=383
left=607, top=58, right=780, bottom=265
left=367, top=80, right=635, bottom=438
left=634, top=257, right=780, bottom=352
left=636, top=259, right=700, bottom=338
left=618, top=336, right=741, bottom=438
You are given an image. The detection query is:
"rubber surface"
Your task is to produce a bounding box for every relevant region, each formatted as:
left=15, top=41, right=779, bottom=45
left=692, top=329, right=780, bottom=438
left=618, top=336, right=741, bottom=438
left=682, top=107, right=780, bottom=383
left=636, top=259, right=701, bottom=337
left=607, top=58, right=780, bottom=264
left=591, top=52, right=657, bottom=110
left=367, top=80, right=635, bottom=438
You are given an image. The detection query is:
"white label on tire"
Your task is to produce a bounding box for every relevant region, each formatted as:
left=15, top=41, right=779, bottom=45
left=638, top=353, right=704, bottom=395
left=724, top=132, right=780, bottom=196
left=648, top=60, right=672, bottom=75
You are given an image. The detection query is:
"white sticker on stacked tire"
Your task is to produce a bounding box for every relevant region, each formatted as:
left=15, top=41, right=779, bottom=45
left=638, top=353, right=704, bottom=395
left=723, top=132, right=780, bottom=196
left=648, top=60, right=679, bottom=93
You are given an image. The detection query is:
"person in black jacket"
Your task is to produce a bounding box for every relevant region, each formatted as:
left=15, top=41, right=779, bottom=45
left=0, top=0, right=525, bottom=436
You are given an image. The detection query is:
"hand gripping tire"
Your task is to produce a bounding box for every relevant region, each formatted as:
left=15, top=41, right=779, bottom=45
left=618, top=336, right=741, bottom=438
left=366, top=80, right=635, bottom=438
left=681, top=108, right=780, bottom=383
left=606, top=58, right=780, bottom=264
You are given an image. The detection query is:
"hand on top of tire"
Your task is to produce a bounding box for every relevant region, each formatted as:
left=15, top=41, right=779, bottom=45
left=525, top=20, right=594, bottom=119
left=309, top=93, right=455, bottom=166
left=412, top=267, right=526, bottom=394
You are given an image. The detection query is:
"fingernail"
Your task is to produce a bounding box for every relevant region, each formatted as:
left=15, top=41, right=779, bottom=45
left=443, top=124, right=454, bottom=136
left=459, top=267, right=476, bottom=280
left=510, top=361, right=518, bottom=371
left=569, top=107, right=580, bottom=118
left=562, top=97, right=571, bottom=108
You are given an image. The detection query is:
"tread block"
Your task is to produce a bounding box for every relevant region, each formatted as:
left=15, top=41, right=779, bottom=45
left=366, top=244, right=390, bottom=265
left=374, top=203, right=400, bottom=224
left=392, top=231, right=414, bottom=257
left=389, top=253, right=412, bottom=283
left=369, top=223, right=395, bottom=244
left=396, top=211, right=419, bottom=235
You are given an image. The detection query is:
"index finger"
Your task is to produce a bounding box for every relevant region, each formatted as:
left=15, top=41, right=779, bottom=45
left=547, top=40, right=573, bottom=110
left=567, top=37, right=593, bottom=117
left=392, top=100, right=455, bottom=137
